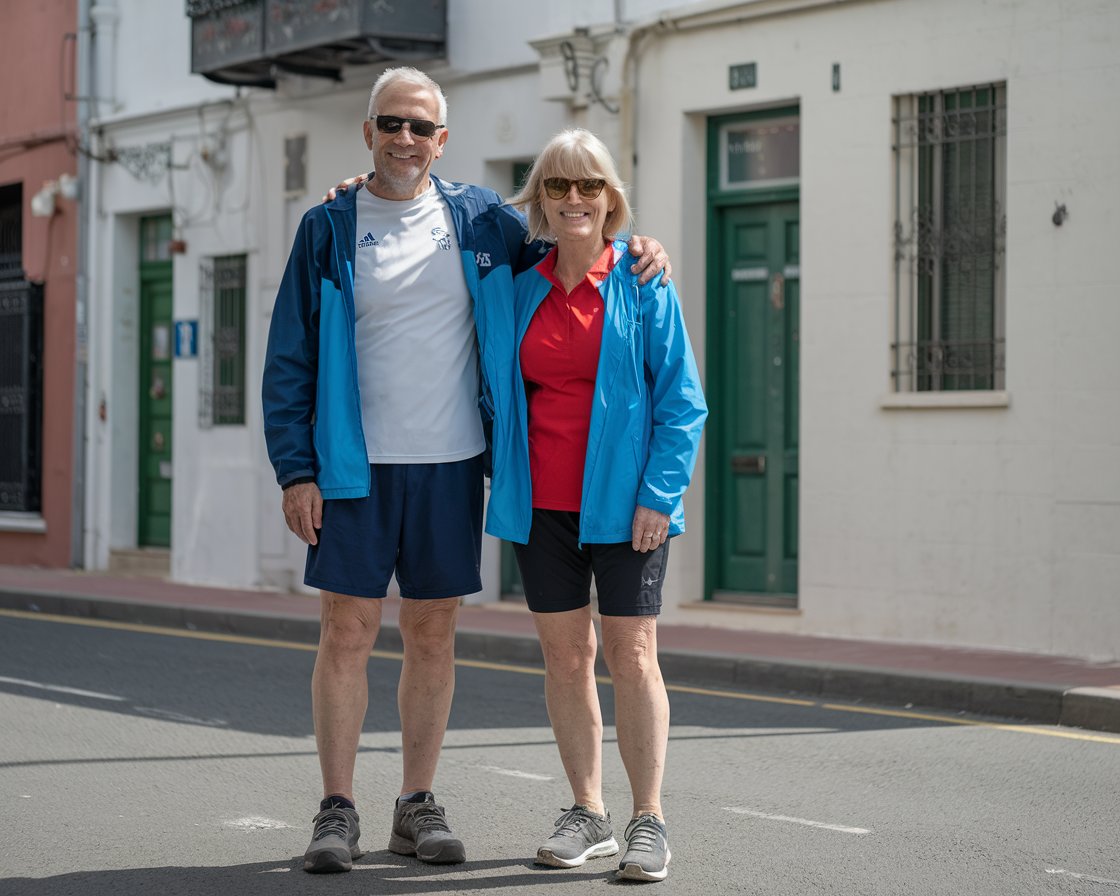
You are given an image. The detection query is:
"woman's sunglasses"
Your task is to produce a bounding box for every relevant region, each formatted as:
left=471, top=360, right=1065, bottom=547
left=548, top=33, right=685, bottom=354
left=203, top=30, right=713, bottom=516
left=542, top=177, right=607, bottom=200
left=372, top=115, right=445, bottom=140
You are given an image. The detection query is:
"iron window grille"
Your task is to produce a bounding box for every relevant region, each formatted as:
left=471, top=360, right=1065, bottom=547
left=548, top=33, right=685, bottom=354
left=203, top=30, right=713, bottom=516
left=892, top=83, right=1007, bottom=392
left=0, top=184, right=42, bottom=513
left=198, top=254, right=247, bottom=426
left=0, top=279, right=44, bottom=512
left=0, top=184, right=21, bottom=280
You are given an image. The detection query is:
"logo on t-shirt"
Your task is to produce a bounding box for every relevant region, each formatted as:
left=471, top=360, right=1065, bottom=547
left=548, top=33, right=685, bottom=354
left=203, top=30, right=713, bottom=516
left=431, top=227, right=452, bottom=250
left=357, top=231, right=379, bottom=248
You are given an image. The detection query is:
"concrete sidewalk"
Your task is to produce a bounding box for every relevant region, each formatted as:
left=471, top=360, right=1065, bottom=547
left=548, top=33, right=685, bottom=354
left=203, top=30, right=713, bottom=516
left=1, top=563, right=1118, bottom=733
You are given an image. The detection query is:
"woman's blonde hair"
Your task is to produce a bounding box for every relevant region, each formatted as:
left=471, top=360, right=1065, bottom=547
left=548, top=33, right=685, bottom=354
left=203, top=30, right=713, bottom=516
left=508, top=128, right=633, bottom=244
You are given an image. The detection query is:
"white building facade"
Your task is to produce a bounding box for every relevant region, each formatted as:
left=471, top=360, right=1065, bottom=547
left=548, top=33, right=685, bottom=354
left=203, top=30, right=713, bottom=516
left=82, top=0, right=1120, bottom=660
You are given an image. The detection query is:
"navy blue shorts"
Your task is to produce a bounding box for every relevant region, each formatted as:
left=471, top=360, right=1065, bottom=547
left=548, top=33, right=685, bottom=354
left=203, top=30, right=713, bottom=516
left=304, top=455, right=484, bottom=599
left=513, top=509, right=668, bottom=617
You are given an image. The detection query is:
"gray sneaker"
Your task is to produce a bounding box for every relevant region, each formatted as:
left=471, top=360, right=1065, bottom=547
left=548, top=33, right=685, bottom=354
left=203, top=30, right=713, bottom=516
left=388, top=793, right=466, bottom=864
left=303, top=806, right=361, bottom=873
left=617, top=814, right=670, bottom=881
left=535, top=805, right=619, bottom=868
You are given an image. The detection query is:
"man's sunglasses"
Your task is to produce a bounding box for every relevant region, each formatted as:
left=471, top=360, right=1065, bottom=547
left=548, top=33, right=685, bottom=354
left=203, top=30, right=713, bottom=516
left=543, top=177, right=607, bottom=200
left=372, top=115, right=445, bottom=140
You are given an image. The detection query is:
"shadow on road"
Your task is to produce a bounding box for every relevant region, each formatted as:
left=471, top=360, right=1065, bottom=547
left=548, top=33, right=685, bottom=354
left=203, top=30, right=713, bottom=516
left=1, top=852, right=629, bottom=896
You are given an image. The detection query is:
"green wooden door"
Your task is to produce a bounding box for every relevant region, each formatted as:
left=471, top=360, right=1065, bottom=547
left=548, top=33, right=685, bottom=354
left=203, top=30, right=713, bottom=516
left=138, top=217, right=173, bottom=547
left=711, top=202, right=799, bottom=599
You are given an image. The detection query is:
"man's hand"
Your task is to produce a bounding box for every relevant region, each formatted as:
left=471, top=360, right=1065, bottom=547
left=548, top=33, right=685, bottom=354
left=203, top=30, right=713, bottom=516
left=632, top=505, right=671, bottom=553
left=322, top=173, right=369, bottom=203
left=627, top=235, right=672, bottom=286
left=282, top=482, right=323, bottom=545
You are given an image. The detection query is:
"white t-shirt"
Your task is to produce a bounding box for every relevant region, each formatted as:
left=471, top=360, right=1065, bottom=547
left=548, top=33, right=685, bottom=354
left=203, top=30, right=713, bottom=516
left=353, top=183, right=484, bottom=463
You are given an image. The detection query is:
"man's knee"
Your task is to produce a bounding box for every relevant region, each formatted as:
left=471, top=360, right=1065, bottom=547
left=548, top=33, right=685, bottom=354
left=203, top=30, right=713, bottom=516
left=319, top=591, right=381, bottom=656
left=399, top=597, right=459, bottom=655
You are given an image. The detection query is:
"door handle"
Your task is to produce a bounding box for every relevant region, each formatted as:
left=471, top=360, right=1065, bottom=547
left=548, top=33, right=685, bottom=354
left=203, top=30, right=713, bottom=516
left=770, top=273, right=785, bottom=311
left=731, top=454, right=766, bottom=474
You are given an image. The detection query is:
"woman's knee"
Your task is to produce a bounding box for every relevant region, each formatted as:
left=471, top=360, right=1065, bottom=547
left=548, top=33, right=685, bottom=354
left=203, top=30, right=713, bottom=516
left=539, top=632, right=597, bottom=682
left=602, top=618, right=659, bottom=680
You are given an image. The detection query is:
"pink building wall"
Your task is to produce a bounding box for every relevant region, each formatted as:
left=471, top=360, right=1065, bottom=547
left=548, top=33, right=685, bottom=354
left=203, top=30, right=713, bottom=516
left=0, top=0, right=79, bottom=566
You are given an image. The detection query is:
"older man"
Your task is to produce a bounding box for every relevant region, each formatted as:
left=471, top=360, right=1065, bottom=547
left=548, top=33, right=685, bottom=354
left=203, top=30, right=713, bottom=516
left=262, top=67, right=669, bottom=874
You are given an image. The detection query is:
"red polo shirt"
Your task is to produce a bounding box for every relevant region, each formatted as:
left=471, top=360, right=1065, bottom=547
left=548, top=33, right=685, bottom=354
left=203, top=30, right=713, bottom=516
left=519, top=242, right=618, bottom=511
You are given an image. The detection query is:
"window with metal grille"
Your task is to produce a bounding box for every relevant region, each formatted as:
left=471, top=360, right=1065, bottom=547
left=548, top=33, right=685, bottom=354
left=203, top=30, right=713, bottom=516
left=0, top=280, right=44, bottom=513
left=892, top=83, right=1007, bottom=392
left=0, top=184, right=43, bottom=513
left=198, top=254, right=246, bottom=426
left=0, top=184, right=21, bottom=280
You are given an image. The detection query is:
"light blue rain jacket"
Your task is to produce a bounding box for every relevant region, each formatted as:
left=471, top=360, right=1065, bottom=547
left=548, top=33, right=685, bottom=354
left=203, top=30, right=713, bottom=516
left=481, top=240, right=708, bottom=544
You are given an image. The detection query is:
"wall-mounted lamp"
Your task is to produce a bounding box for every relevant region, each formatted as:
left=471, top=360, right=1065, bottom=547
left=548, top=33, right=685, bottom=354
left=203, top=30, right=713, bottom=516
left=30, top=180, right=59, bottom=217
left=58, top=172, right=79, bottom=200
left=29, top=173, right=79, bottom=217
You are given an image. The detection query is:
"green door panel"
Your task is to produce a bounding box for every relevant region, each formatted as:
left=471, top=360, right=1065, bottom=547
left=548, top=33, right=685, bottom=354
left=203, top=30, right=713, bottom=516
left=710, top=202, right=799, bottom=600
left=138, top=217, right=173, bottom=548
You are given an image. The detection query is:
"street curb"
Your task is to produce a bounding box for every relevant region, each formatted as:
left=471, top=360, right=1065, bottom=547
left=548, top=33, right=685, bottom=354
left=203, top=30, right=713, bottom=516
left=2, top=587, right=1117, bottom=734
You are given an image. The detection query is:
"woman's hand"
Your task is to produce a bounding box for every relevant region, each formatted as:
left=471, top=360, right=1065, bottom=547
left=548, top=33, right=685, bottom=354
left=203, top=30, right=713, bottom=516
left=632, top=506, right=671, bottom=552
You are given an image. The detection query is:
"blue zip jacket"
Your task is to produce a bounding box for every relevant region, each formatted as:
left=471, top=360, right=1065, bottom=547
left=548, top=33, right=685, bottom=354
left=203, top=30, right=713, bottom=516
left=262, top=175, right=543, bottom=497
left=482, top=240, right=708, bottom=544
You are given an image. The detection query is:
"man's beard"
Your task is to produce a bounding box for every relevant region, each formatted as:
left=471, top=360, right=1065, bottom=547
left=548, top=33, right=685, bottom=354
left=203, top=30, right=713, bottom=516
left=373, top=163, right=426, bottom=198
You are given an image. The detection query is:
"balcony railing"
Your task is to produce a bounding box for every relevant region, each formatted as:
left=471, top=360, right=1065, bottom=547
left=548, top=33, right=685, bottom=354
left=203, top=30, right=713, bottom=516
left=187, top=0, right=446, bottom=88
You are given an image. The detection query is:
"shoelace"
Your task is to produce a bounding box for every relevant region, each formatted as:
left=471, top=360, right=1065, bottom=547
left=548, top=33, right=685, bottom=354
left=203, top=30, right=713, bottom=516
left=624, top=816, right=664, bottom=853
left=404, top=802, right=451, bottom=833
left=552, top=806, right=595, bottom=836
left=312, top=808, right=352, bottom=841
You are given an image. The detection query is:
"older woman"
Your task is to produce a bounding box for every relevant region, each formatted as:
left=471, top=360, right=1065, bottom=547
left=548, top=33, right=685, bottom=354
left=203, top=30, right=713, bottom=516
left=481, top=129, right=707, bottom=882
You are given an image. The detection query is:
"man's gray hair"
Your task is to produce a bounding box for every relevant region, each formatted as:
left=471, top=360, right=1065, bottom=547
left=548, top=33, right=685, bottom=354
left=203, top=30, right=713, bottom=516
left=368, top=67, right=448, bottom=124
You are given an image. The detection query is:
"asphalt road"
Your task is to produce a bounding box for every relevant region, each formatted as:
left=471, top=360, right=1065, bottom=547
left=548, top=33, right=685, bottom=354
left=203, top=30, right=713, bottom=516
left=1, top=610, right=1118, bottom=895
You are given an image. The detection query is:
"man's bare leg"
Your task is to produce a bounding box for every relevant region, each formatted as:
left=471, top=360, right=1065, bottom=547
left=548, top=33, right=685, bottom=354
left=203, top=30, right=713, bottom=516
left=312, top=591, right=382, bottom=801
left=387, top=596, right=466, bottom=865
left=396, top=596, right=460, bottom=794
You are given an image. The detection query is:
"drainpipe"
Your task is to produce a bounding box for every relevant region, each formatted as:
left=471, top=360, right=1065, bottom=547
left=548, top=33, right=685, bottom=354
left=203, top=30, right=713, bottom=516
left=89, top=0, right=119, bottom=116
left=616, top=20, right=662, bottom=202
left=71, top=0, right=93, bottom=567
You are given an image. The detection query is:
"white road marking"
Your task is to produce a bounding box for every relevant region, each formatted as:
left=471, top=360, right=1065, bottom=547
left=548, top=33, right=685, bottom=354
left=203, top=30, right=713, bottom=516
left=222, top=816, right=294, bottom=831
left=133, top=706, right=228, bottom=727
left=723, top=806, right=871, bottom=835
left=1046, top=868, right=1120, bottom=887
left=479, top=765, right=554, bottom=781
left=0, top=675, right=125, bottom=702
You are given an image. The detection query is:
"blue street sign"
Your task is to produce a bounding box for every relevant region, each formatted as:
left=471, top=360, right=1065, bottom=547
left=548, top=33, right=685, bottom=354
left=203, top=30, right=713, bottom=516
left=174, top=320, right=198, bottom=358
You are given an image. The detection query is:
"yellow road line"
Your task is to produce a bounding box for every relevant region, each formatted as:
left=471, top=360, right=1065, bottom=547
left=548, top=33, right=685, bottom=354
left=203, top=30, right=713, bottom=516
left=0, top=608, right=398, bottom=658
left=667, top=682, right=816, bottom=707
left=3, top=607, right=1118, bottom=745
left=822, top=703, right=1120, bottom=745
